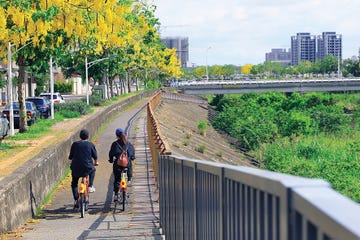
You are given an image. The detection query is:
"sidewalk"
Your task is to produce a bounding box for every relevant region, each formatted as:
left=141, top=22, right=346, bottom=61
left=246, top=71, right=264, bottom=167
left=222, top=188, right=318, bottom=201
left=17, top=100, right=162, bottom=239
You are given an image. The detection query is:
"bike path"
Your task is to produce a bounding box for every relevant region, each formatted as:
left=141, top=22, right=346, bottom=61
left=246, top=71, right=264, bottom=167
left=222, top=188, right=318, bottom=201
left=21, top=100, right=162, bottom=239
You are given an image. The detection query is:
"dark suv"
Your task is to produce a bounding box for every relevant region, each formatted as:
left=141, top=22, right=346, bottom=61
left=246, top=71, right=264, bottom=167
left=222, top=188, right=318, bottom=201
left=2, top=101, right=39, bottom=128
left=26, top=97, right=51, bottom=118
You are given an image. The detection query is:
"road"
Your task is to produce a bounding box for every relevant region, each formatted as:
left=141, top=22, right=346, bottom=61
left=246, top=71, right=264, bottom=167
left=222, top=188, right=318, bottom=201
left=17, top=99, right=162, bottom=239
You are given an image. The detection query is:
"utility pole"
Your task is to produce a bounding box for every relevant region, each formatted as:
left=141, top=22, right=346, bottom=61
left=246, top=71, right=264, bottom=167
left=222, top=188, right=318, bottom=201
left=206, top=46, right=211, bottom=81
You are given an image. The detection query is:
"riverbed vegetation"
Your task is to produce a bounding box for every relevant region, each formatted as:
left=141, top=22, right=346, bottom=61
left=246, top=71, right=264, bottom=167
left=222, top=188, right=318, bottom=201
left=210, top=92, right=360, bottom=202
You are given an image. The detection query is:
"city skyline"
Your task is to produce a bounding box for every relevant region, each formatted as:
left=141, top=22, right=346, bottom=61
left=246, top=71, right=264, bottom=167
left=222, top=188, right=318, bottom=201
left=152, top=0, right=360, bottom=66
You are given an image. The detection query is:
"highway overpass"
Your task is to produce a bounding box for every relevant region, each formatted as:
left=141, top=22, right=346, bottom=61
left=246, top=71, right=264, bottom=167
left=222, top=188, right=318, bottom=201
left=178, top=78, right=360, bottom=95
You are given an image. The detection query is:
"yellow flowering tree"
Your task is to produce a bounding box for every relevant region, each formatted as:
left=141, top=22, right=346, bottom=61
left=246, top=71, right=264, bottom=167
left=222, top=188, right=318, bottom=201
left=241, top=64, right=253, bottom=75
left=0, top=0, right=134, bottom=132
left=0, top=0, right=181, bottom=132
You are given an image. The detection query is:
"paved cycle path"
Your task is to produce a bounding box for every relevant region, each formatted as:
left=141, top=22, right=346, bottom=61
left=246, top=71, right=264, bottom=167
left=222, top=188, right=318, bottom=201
left=21, top=100, right=162, bottom=239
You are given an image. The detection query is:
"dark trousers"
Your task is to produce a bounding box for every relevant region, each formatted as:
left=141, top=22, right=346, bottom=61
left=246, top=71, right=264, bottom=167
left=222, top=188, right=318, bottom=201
left=113, top=161, right=132, bottom=194
left=71, top=168, right=96, bottom=201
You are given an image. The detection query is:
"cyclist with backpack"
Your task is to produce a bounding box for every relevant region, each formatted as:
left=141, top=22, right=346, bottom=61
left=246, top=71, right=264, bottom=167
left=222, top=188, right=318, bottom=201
left=69, top=129, right=98, bottom=208
left=108, top=128, right=135, bottom=201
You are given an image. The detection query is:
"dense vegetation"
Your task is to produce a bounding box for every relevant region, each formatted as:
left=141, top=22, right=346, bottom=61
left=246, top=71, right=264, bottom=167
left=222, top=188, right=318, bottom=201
left=210, top=92, right=360, bottom=202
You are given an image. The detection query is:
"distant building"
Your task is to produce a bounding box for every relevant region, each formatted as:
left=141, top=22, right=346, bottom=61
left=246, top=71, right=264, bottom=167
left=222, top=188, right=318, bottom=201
left=160, top=37, right=189, bottom=68
left=317, top=32, right=342, bottom=60
left=265, top=48, right=291, bottom=66
left=288, top=32, right=343, bottom=66
left=291, top=32, right=316, bottom=65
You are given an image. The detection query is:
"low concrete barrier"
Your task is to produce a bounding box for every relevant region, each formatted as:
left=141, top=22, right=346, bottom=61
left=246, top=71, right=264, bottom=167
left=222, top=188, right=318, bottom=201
left=0, top=91, right=155, bottom=234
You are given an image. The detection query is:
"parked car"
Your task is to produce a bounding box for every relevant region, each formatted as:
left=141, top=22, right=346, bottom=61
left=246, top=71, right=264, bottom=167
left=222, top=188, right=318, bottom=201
left=0, top=114, right=9, bottom=139
left=39, top=92, right=65, bottom=103
left=26, top=97, right=51, bottom=118
left=2, top=101, right=39, bottom=128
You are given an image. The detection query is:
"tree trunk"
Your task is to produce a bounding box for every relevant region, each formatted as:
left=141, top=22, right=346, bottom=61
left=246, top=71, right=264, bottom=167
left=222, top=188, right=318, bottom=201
left=109, top=76, right=114, bottom=97
left=120, top=79, right=124, bottom=95
left=127, top=70, right=131, bottom=93
left=101, top=72, right=108, bottom=99
left=17, top=54, right=28, bottom=133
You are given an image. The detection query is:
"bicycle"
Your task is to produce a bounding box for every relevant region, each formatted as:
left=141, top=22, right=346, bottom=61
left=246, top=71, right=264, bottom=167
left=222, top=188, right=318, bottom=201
left=78, top=176, right=90, bottom=218
left=114, top=167, right=129, bottom=212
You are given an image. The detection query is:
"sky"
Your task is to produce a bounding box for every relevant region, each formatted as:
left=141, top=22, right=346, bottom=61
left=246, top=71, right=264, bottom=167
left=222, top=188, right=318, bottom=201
left=151, top=0, right=360, bottom=66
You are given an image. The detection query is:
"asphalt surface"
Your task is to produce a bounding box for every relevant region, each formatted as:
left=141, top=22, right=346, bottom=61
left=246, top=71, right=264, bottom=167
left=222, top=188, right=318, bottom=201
left=20, top=99, right=162, bottom=239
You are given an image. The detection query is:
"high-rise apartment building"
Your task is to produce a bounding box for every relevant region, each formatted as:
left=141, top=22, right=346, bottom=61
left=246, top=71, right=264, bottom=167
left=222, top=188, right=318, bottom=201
left=265, top=48, right=291, bottom=66
left=317, top=32, right=342, bottom=60
left=160, top=37, right=189, bottom=68
left=291, top=33, right=316, bottom=65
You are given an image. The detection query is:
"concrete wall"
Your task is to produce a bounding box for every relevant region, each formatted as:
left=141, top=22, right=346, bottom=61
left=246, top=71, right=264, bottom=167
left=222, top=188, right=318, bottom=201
left=0, top=90, right=155, bottom=234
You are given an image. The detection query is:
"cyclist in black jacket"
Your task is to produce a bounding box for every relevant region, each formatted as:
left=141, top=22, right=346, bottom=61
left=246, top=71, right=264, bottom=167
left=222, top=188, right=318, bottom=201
left=69, top=129, right=98, bottom=208
left=108, top=128, right=135, bottom=201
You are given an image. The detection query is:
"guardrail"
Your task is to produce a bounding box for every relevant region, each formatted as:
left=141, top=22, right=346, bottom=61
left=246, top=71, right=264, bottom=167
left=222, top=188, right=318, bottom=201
left=158, top=155, right=360, bottom=240
left=146, top=90, right=171, bottom=186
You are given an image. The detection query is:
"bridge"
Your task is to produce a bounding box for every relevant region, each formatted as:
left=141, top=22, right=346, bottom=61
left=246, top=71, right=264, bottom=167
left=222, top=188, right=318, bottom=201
left=178, top=78, right=360, bottom=95
left=0, top=91, right=360, bottom=239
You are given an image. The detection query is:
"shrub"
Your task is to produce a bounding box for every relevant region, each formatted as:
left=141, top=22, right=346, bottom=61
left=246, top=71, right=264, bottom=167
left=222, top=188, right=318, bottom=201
left=277, top=110, right=313, bottom=136
left=197, top=120, right=207, bottom=136
left=215, top=150, right=223, bottom=157
left=309, top=105, right=350, bottom=133
left=195, top=144, right=206, bottom=153
left=54, top=101, right=90, bottom=115
left=58, top=110, right=81, bottom=118
left=88, top=95, right=105, bottom=106
left=185, top=132, right=192, bottom=139
left=54, top=81, right=73, bottom=93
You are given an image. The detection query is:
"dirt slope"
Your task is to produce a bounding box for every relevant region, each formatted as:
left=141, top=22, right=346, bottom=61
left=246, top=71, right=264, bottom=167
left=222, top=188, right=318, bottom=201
left=154, top=98, right=252, bottom=167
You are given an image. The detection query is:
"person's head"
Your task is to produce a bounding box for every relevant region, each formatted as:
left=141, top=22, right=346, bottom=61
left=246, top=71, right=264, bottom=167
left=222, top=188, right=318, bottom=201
left=115, top=128, right=127, bottom=143
left=80, top=129, right=89, bottom=140
left=115, top=128, right=124, bottom=137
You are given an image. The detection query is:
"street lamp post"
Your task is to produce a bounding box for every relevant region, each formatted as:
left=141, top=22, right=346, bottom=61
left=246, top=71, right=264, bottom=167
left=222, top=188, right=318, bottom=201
left=85, top=56, right=115, bottom=105
left=7, top=43, right=14, bottom=136
left=50, top=57, right=54, bottom=119
left=85, top=57, right=89, bottom=105
left=205, top=46, right=211, bottom=81
left=7, top=39, right=34, bottom=136
left=337, top=46, right=341, bottom=79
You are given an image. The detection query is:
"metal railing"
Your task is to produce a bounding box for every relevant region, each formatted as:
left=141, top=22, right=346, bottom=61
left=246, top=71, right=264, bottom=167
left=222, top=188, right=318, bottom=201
left=158, top=155, right=360, bottom=240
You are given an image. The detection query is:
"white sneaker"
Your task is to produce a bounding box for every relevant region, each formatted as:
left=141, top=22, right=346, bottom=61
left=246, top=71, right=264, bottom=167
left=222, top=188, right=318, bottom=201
left=89, top=186, right=96, bottom=193
left=127, top=180, right=132, bottom=186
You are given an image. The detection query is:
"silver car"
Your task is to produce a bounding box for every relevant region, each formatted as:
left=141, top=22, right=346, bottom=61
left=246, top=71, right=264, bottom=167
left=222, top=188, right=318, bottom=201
left=0, top=114, right=9, bottom=139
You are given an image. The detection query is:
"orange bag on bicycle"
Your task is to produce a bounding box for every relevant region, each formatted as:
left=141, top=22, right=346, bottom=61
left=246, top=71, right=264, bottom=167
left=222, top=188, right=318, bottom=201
left=116, top=143, right=128, bottom=167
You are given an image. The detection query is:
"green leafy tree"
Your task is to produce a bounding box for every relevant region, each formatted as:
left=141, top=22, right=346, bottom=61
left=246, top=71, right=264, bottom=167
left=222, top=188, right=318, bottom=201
left=222, top=64, right=236, bottom=78
left=343, top=58, right=360, bottom=77
left=320, top=54, right=338, bottom=73
left=297, top=60, right=312, bottom=75
left=194, top=66, right=206, bottom=79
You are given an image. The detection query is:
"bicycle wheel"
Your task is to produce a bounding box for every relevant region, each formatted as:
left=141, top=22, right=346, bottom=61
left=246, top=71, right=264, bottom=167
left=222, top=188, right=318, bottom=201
left=121, top=189, right=126, bottom=211
left=85, top=194, right=89, bottom=211
left=113, top=199, right=117, bottom=213
left=79, top=194, right=85, bottom=218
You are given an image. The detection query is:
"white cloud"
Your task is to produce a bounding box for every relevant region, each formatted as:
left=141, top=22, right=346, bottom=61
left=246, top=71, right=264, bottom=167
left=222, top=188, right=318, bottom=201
left=152, top=0, right=360, bottom=65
